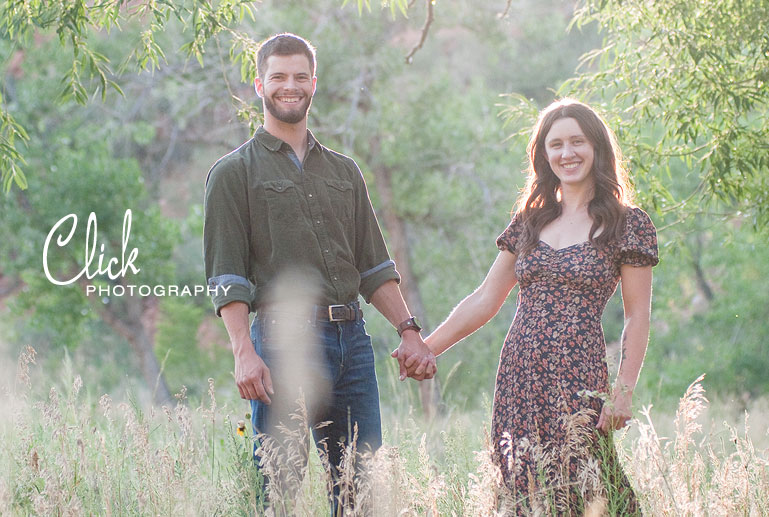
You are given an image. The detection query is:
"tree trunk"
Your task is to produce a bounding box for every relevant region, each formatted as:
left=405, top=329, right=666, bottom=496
left=87, top=282, right=173, bottom=405
left=0, top=271, right=23, bottom=305
left=346, top=62, right=444, bottom=418
left=371, top=160, right=444, bottom=419
left=691, top=235, right=714, bottom=302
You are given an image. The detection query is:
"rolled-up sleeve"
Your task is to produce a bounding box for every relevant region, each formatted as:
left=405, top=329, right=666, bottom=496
left=203, top=156, right=254, bottom=316
left=207, top=274, right=254, bottom=316
left=350, top=162, right=400, bottom=302
left=359, top=259, right=399, bottom=302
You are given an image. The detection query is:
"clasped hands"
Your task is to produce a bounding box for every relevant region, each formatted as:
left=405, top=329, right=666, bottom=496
left=390, top=330, right=437, bottom=381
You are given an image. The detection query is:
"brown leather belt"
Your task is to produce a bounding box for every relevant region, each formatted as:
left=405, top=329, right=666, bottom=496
left=313, top=300, right=362, bottom=322
left=257, top=300, right=362, bottom=323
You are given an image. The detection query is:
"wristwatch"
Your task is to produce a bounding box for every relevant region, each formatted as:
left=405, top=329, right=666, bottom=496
left=396, top=317, right=422, bottom=337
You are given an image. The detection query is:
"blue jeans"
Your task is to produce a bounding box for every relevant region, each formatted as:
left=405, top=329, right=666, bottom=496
left=249, top=313, right=382, bottom=513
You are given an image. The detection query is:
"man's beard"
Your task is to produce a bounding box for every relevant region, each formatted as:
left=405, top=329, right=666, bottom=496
left=264, top=94, right=312, bottom=124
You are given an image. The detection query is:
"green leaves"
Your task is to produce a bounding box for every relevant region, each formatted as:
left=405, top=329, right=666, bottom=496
left=341, top=0, right=409, bottom=18
left=137, top=27, right=168, bottom=71
left=0, top=0, right=259, bottom=192
left=555, top=0, right=769, bottom=228
left=59, top=37, right=122, bottom=104
left=0, top=92, right=29, bottom=191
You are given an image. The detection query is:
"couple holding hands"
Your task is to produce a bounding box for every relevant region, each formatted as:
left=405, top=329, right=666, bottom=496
left=204, top=32, right=656, bottom=515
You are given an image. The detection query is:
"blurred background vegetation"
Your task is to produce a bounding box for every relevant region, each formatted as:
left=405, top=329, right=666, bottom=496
left=1, top=0, right=767, bottom=433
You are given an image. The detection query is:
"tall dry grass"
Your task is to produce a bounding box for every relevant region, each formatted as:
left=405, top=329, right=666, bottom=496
left=627, top=375, right=769, bottom=516
left=1, top=347, right=767, bottom=516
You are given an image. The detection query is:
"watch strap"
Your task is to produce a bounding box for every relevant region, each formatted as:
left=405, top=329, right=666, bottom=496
left=396, top=317, right=422, bottom=337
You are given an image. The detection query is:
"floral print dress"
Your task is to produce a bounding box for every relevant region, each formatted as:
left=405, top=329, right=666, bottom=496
left=493, top=207, right=659, bottom=514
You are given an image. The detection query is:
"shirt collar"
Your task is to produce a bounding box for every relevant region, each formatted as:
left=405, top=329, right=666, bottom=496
left=254, top=126, right=321, bottom=155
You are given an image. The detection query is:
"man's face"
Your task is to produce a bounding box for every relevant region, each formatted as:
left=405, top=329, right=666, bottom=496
left=255, top=54, right=316, bottom=125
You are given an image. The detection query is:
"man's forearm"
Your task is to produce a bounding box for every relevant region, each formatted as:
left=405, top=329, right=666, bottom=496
left=371, top=279, right=436, bottom=380
left=220, top=301, right=253, bottom=357
left=369, top=280, right=412, bottom=327
left=220, top=301, right=274, bottom=402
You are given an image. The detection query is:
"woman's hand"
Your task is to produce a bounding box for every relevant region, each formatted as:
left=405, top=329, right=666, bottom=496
left=597, top=387, right=633, bottom=433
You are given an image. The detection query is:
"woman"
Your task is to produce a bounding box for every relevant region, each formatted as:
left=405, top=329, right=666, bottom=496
left=425, top=99, right=658, bottom=514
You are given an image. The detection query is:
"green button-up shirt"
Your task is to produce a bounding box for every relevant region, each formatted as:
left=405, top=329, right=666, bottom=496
left=204, top=126, right=399, bottom=315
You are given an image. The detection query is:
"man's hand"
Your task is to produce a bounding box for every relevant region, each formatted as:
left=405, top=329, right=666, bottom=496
left=234, top=347, right=274, bottom=404
left=220, top=302, right=274, bottom=403
left=391, top=330, right=436, bottom=381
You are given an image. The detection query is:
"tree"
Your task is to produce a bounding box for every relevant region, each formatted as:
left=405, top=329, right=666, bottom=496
left=0, top=130, right=179, bottom=402
left=0, top=0, right=256, bottom=190
left=505, top=0, right=769, bottom=228
left=0, top=33, right=185, bottom=404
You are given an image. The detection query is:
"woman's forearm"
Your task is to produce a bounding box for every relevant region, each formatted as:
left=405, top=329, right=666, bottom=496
left=615, top=315, right=650, bottom=392
left=426, top=250, right=519, bottom=357
left=425, top=291, right=502, bottom=356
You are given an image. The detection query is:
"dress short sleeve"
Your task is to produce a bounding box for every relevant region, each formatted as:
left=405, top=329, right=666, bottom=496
left=619, top=207, right=659, bottom=267
left=496, top=212, right=523, bottom=254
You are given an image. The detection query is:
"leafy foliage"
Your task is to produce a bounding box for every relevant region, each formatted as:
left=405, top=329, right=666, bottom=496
left=0, top=0, right=258, bottom=191
left=563, top=0, right=769, bottom=227
left=643, top=220, right=769, bottom=401
left=0, top=34, right=178, bottom=357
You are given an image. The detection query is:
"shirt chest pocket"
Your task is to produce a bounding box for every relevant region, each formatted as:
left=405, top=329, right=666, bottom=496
left=263, top=179, right=300, bottom=216
left=324, top=178, right=354, bottom=222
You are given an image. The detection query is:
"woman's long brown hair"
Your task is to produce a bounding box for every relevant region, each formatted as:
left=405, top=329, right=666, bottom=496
left=514, top=99, right=633, bottom=256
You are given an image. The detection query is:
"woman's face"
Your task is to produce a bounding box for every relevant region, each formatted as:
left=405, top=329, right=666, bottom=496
left=543, top=117, right=595, bottom=190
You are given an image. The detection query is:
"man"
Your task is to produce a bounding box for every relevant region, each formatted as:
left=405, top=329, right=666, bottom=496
left=203, top=33, right=435, bottom=511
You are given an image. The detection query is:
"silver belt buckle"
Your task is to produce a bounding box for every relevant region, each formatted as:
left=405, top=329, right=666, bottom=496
left=328, top=304, right=346, bottom=322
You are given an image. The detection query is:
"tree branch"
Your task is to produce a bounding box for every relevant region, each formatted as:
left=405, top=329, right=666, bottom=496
left=405, top=0, right=435, bottom=64
left=498, top=0, right=514, bottom=19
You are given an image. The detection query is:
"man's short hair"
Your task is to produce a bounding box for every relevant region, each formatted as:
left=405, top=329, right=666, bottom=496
left=256, top=33, right=317, bottom=79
